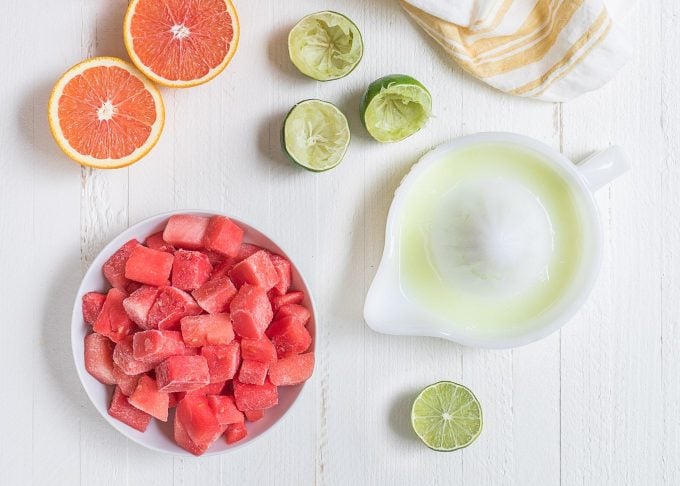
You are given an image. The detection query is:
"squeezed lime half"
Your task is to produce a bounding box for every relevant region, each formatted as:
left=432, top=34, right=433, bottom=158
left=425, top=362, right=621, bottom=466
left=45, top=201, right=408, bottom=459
left=411, top=381, right=482, bottom=452
left=281, top=99, right=350, bottom=172
left=360, top=75, right=432, bottom=143
left=288, top=11, right=363, bottom=81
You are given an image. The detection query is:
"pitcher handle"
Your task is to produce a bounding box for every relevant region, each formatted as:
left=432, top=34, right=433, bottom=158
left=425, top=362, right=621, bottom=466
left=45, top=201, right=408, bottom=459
left=576, top=146, right=630, bottom=191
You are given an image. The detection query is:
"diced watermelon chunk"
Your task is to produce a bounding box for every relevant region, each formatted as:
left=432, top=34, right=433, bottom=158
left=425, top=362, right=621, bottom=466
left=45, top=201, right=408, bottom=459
left=82, top=292, right=106, bottom=326
left=181, top=314, right=234, bottom=347
left=270, top=291, right=305, bottom=312
left=174, top=409, right=205, bottom=455
left=240, top=336, right=277, bottom=364
left=109, top=385, right=152, bottom=432
left=93, top=288, right=134, bottom=343
left=266, top=316, right=312, bottom=358
left=192, top=277, right=237, bottom=314
left=113, top=336, right=155, bottom=375
left=128, top=375, right=170, bottom=421
left=237, top=243, right=264, bottom=261
left=233, top=378, right=278, bottom=411
left=201, top=343, right=241, bottom=382
left=268, top=352, right=315, bottom=386
left=204, top=250, right=226, bottom=267
left=245, top=409, right=264, bottom=422
left=176, top=395, right=226, bottom=452
left=163, top=215, right=209, bottom=250
left=207, top=395, right=244, bottom=425
left=123, top=285, right=160, bottom=329
left=112, top=365, right=140, bottom=396
left=225, top=422, right=248, bottom=444
left=147, top=286, right=202, bottom=331
left=171, top=250, right=213, bottom=291
left=156, top=355, right=210, bottom=393
left=230, top=250, right=279, bottom=291
left=203, top=216, right=244, bottom=258
left=238, top=360, right=269, bottom=385
left=145, top=231, right=175, bottom=253
left=132, top=330, right=185, bottom=364
left=125, top=245, right=174, bottom=287
left=185, top=380, right=226, bottom=396
left=125, top=281, right=143, bottom=294
left=230, top=284, right=273, bottom=339
left=103, top=239, right=141, bottom=289
left=269, top=254, right=292, bottom=296
left=275, top=303, right=311, bottom=327
left=84, top=333, right=116, bottom=385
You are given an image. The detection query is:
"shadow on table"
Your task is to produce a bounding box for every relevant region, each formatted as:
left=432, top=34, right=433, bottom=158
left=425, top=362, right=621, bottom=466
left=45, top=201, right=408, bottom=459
left=389, top=388, right=419, bottom=442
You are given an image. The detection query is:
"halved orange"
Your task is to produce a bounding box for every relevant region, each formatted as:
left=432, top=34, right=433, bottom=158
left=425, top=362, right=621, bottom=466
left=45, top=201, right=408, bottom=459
left=48, top=57, right=165, bottom=169
left=124, top=0, right=240, bottom=88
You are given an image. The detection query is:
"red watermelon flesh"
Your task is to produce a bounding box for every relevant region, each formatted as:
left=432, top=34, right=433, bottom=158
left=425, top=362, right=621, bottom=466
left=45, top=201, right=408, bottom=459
left=109, top=385, right=152, bottom=432
left=185, top=380, right=226, bottom=396
left=93, top=288, right=135, bottom=343
left=268, top=254, right=292, bottom=296
left=176, top=395, right=226, bottom=451
left=132, top=330, right=185, bottom=364
left=240, top=336, right=277, bottom=364
left=245, top=409, right=264, bottom=422
left=123, top=285, right=160, bottom=329
left=275, top=303, right=311, bottom=327
left=230, top=284, right=273, bottom=339
left=168, top=392, right=180, bottom=408
left=237, top=243, right=264, bottom=261
left=163, top=215, right=209, bottom=250
left=125, top=281, right=143, bottom=294
left=269, top=352, right=315, bottom=386
left=174, top=410, right=206, bottom=455
left=233, top=378, right=278, bottom=411
left=207, top=395, right=244, bottom=425
left=230, top=250, right=279, bottom=291
left=225, top=422, right=248, bottom=444
left=181, top=314, right=234, bottom=347
left=147, top=287, right=202, bottom=331
left=204, top=250, right=226, bottom=267
left=145, top=231, right=175, bottom=253
left=113, top=336, right=156, bottom=375
left=125, top=245, right=174, bottom=287
left=103, top=239, right=141, bottom=289
left=113, top=364, right=140, bottom=396
left=156, top=355, right=210, bottom=393
left=84, top=333, right=116, bottom=385
left=201, top=343, right=241, bottom=382
left=270, top=291, right=305, bottom=313
left=192, top=276, right=237, bottom=314
left=82, top=292, right=106, bottom=326
left=203, top=216, right=244, bottom=258
left=238, top=359, right=269, bottom=385
left=210, top=259, right=234, bottom=281
left=172, top=250, right=213, bottom=291
left=128, top=375, right=170, bottom=421
left=266, top=316, right=312, bottom=358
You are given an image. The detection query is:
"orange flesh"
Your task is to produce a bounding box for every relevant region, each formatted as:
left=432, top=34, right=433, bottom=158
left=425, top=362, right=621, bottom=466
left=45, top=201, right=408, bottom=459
left=58, top=66, right=157, bottom=160
left=130, top=0, right=234, bottom=82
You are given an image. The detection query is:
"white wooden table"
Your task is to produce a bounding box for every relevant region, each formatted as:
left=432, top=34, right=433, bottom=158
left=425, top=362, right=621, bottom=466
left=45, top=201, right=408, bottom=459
left=1, top=0, right=676, bottom=484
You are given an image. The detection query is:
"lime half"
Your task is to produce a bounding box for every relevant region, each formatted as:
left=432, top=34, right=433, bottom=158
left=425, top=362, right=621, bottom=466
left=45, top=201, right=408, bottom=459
left=282, top=100, right=350, bottom=172
left=288, top=11, right=363, bottom=81
left=411, top=381, right=482, bottom=452
left=360, top=75, right=432, bottom=143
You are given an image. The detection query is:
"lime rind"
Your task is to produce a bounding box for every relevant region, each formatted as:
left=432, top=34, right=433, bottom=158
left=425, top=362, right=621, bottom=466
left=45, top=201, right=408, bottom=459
left=282, top=100, right=350, bottom=172
left=411, top=381, right=482, bottom=452
left=288, top=11, right=363, bottom=81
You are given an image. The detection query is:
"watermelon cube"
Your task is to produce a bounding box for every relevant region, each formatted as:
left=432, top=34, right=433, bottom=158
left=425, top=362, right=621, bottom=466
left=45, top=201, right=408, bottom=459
left=269, top=254, right=292, bottom=296
left=113, top=336, right=155, bottom=375
left=203, top=216, right=244, bottom=258
left=268, top=352, right=315, bottom=386
left=174, top=409, right=205, bottom=455
left=155, top=355, right=210, bottom=393
left=103, top=239, right=141, bottom=289
left=201, top=343, right=241, bottom=382
left=147, top=286, right=202, bottom=330
left=266, top=316, right=312, bottom=358
left=225, top=422, right=248, bottom=444
left=84, top=333, right=116, bottom=385
left=112, top=365, right=140, bottom=396
left=245, top=409, right=264, bottom=422
left=275, top=303, right=311, bottom=327
left=233, top=379, right=278, bottom=411
left=176, top=395, right=226, bottom=452
left=123, top=285, right=160, bottom=329
left=128, top=375, right=170, bottom=421
left=185, top=380, right=226, bottom=396
left=125, top=245, right=174, bottom=287
left=93, top=288, right=134, bottom=343
left=181, top=314, right=234, bottom=347
left=109, top=385, right=152, bottom=432
left=192, top=276, right=237, bottom=314
left=171, top=250, right=213, bottom=291
left=132, top=330, right=185, bottom=364
left=229, top=250, right=279, bottom=291
left=82, top=292, right=106, bottom=326
left=270, top=291, right=305, bottom=312
left=145, top=231, right=175, bottom=253
left=238, top=360, right=269, bottom=385
left=207, top=395, right=244, bottom=425
left=240, top=336, right=277, bottom=364
left=163, top=214, right=209, bottom=250
left=237, top=243, right=264, bottom=261
left=230, top=284, right=273, bottom=339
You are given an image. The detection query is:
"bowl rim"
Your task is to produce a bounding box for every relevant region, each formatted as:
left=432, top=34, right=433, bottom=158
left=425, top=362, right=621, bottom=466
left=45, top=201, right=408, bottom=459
left=71, top=209, right=317, bottom=456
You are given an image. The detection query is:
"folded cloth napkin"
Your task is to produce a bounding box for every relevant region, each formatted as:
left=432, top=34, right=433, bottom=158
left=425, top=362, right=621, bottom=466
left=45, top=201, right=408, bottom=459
left=400, top=0, right=632, bottom=102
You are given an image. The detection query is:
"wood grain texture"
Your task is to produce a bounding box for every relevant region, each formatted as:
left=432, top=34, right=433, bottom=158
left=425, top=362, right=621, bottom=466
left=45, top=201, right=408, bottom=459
left=0, top=0, right=674, bottom=485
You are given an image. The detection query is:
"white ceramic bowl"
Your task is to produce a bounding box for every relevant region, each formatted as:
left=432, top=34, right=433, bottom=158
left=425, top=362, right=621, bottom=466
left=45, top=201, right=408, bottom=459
left=71, top=210, right=316, bottom=456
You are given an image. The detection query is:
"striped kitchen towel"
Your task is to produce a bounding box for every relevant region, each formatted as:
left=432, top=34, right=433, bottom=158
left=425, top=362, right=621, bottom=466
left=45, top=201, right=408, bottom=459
left=400, top=0, right=633, bottom=102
